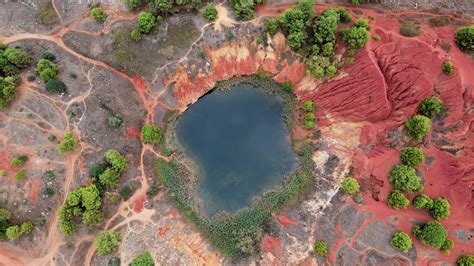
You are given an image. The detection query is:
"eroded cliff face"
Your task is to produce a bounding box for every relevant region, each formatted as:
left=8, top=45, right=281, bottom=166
left=168, top=6, right=473, bottom=264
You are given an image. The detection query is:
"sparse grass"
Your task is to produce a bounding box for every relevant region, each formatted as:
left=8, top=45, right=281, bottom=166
left=36, top=2, right=58, bottom=25
left=428, top=16, right=453, bottom=27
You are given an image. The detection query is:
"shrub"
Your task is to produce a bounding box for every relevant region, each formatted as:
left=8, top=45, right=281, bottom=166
left=390, top=232, right=412, bottom=253
left=413, top=194, right=433, bottom=209
left=10, top=159, right=22, bottom=168
left=226, top=31, right=235, bottom=40
left=43, top=170, right=56, bottom=181
left=3, top=48, right=30, bottom=68
left=404, top=115, right=431, bottom=141
left=91, top=7, right=108, bottom=23
left=281, top=81, right=292, bottom=92
left=340, top=26, right=370, bottom=51
left=90, top=163, right=106, bottom=179
left=287, top=31, right=305, bottom=50
left=95, top=231, right=120, bottom=256
left=130, top=251, right=155, bottom=266
left=124, top=0, right=145, bottom=11
left=388, top=190, right=409, bottom=209
left=45, top=79, right=67, bottom=93
left=0, top=76, right=18, bottom=108
left=58, top=131, right=78, bottom=154
left=355, top=18, right=370, bottom=30
left=341, top=176, right=359, bottom=195
left=418, top=96, right=443, bottom=118
left=264, top=17, right=279, bottom=36
left=442, top=61, right=453, bottom=75
left=303, top=101, right=314, bottom=112
left=430, top=198, right=450, bottom=220
left=108, top=257, right=121, bottom=266
left=412, top=221, right=447, bottom=249
left=400, top=21, right=421, bottom=37
left=14, top=171, right=26, bottom=182
left=457, top=254, right=474, bottom=266
left=400, top=147, right=424, bottom=167
left=141, top=125, right=162, bottom=144
left=203, top=4, right=218, bottom=22
left=313, top=240, right=328, bottom=256
left=40, top=52, right=56, bottom=62
left=36, top=59, right=59, bottom=82
left=5, top=225, right=21, bottom=240
left=454, top=25, right=474, bottom=52
left=388, top=165, right=423, bottom=192
left=120, top=186, right=133, bottom=200
left=107, top=114, right=123, bottom=128
left=138, top=12, right=156, bottom=34
left=373, top=34, right=381, bottom=41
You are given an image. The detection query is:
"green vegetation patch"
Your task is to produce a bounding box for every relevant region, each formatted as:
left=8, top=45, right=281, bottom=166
left=155, top=77, right=313, bottom=260
left=399, top=21, right=421, bottom=37
left=454, top=25, right=473, bottom=53
left=313, top=240, right=328, bottom=256
left=390, top=231, right=412, bottom=253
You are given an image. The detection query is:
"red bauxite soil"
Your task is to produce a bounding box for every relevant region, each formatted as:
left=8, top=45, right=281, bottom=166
left=170, top=4, right=473, bottom=264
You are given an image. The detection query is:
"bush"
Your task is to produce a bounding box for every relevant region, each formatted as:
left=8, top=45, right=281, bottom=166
left=440, top=238, right=454, bottom=255
left=373, top=34, right=381, bottom=41
left=90, top=163, right=106, bottom=179
left=91, top=7, right=107, bottom=23
left=313, top=240, right=328, bottom=256
left=454, top=25, right=473, bottom=52
left=95, top=231, right=120, bottom=256
left=148, top=0, right=173, bottom=13
left=138, top=12, right=156, bottom=34
left=281, top=81, right=292, bottom=92
left=107, top=114, right=123, bottom=128
left=124, top=0, right=145, bottom=11
left=388, top=190, right=409, bottom=209
left=230, top=0, right=255, bottom=21
left=457, top=254, right=474, bottom=266
left=412, top=221, right=447, bottom=249
left=203, top=4, right=218, bottom=22
left=58, top=131, right=78, bottom=154
left=388, top=165, right=423, bottom=192
left=430, top=198, right=450, bottom=220
left=413, top=194, right=433, bottom=209
left=130, top=251, right=155, bottom=266
left=0, top=76, right=18, bottom=108
left=303, top=101, right=314, bottom=112
left=36, top=59, right=59, bottom=82
left=341, top=176, right=359, bottom=195
left=404, top=115, right=431, bottom=141
left=40, top=52, right=56, bottom=62
left=400, top=147, right=424, bottom=167
left=20, top=221, right=33, bottom=234
left=10, top=159, right=22, bottom=168
left=400, top=21, right=421, bottom=37
left=264, top=17, right=279, bottom=36
left=418, top=96, right=443, bottom=118
left=442, top=61, right=453, bottom=75
left=390, top=232, right=412, bottom=253
left=14, top=171, right=26, bottom=182
left=355, top=18, right=370, bottom=30
left=130, top=28, right=142, bottom=42
left=43, top=170, right=56, bottom=181
left=45, top=79, right=67, bottom=93
left=141, top=125, right=162, bottom=144
left=287, top=31, right=305, bottom=50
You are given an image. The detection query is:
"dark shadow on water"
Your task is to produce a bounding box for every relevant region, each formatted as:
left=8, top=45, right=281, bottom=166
left=176, top=83, right=298, bottom=216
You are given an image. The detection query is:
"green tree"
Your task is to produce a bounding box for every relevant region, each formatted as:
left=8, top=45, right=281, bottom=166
left=230, top=0, right=255, bottom=21
left=418, top=96, right=443, bottom=118
left=138, top=12, right=157, bottom=33
left=141, top=125, right=162, bottom=144
left=404, top=115, right=431, bottom=141
left=341, top=176, right=359, bottom=195
left=412, top=221, right=447, bottom=249
left=457, top=254, right=474, bottom=266
left=203, top=4, right=218, bottom=22
left=280, top=8, right=306, bottom=34
left=105, top=149, right=128, bottom=172
left=3, top=48, right=30, bottom=68
left=264, top=17, right=279, bottom=36
left=90, top=163, right=106, bottom=179
left=430, top=198, right=450, bottom=220
left=442, top=61, right=453, bottom=75
left=5, top=225, right=21, bottom=240
left=340, top=26, right=370, bottom=51
left=59, top=219, right=76, bottom=235
left=95, top=231, right=121, bottom=256
left=303, top=101, right=314, bottom=112
left=287, top=31, right=305, bottom=50
left=400, top=147, right=424, bottom=167
left=390, top=232, right=412, bottom=253
left=11, top=159, right=22, bottom=168
left=148, top=0, right=173, bottom=13
left=440, top=238, right=454, bottom=255
left=313, top=240, right=328, bottom=256
left=388, top=190, right=409, bottom=209
left=454, top=25, right=473, bottom=52
left=20, top=221, right=33, bottom=234
left=45, top=79, right=67, bottom=93
left=314, top=14, right=339, bottom=45
left=355, top=18, right=370, bottom=29
left=130, top=251, right=155, bottom=266
left=0, top=76, right=18, bottom=108
left=14, top=171, right=26, bottom=182
left=91, top=7, right=108, bottom=23
left=36, top=58, right=60, bottom=82
left=388, top=165, right=423, bottom=192
left=82, top=209, right=104, bottom=227
left=58, top=131, right=78, bottom=154
left=413, top=194, right=433, bottom=209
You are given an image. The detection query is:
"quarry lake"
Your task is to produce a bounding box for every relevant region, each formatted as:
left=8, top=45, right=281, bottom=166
left=176, top=83, right=298, bottom=216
